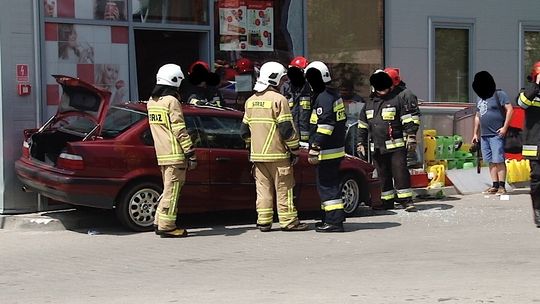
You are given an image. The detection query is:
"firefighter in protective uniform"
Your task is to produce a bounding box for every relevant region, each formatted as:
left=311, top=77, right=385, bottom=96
left=283, top=56, right=312, bottom=142
left=147, top=64, right=197, bottom=238
left=517, top=60, right=540, bottom=227
left=181, top=60, right=223, bottom=107
left=305, top=61, right=347, bottom=232
left=240, top=61, right=308, bottom=232
left=384, top=67, right=421, bottom=168
left=357, top=70, right=420, bottom=212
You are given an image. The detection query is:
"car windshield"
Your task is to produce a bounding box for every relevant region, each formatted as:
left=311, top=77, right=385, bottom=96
left=101, top=106, right=146, bottom=138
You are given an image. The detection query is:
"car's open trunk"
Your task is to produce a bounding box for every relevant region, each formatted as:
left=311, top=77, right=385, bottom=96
left=27, top=75, right=110, bottom=166
left=29, top=129, right=85, bottom=165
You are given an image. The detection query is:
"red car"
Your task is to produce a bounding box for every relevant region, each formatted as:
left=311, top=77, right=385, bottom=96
left=15, top=76, right=381, bottom=231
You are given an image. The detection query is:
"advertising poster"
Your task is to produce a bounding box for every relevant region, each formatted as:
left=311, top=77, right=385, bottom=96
left=219, top=0, right=273, bottom=51
left=44, top=23, right=129, bottom=118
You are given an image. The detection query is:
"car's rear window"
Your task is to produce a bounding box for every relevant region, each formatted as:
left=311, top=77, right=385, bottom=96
left=101, top=106, right=146, bottom=138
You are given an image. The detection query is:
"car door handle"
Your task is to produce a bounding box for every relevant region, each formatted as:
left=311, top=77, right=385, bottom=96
left=215, top=157, right=231, bottom=161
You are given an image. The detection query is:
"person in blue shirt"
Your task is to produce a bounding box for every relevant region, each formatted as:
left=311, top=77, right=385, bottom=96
left=471, top=71, right=513, bottom=195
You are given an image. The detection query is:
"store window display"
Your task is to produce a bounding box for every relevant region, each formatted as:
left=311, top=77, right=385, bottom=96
left=213, top=0, right=304, bottom=108
left=94, top=0, right=127, bottom=21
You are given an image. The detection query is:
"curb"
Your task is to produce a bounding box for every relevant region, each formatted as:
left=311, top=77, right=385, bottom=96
left=0, top=208, right=118, bottom=231
left=0, top=214, right=66, bottom=231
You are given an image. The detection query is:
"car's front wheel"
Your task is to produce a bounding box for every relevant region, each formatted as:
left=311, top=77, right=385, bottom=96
left=341, top=174, right=361, bottom=214
left=116, top=182, right=162, bottom=231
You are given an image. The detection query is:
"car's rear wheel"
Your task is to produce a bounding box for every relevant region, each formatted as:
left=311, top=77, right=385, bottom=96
left=341, top=174, right=361, bottom=214
left=116, top=182, right=162, bottom=231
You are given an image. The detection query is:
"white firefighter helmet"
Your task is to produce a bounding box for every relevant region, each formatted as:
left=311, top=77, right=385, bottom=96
left=304, top=61, right=331, bottom=83
left=253, top=61, right=287, bottom=92
left=156, top=64, right=184, bottom=87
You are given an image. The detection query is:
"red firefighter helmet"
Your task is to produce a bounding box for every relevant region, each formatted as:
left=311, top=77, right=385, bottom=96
left=188, top=60, right=210, bottom=74
left=528, top=61, right=540, bottom=82
left=289, top=56, right=308, bottom=70
left=383, top=67, right=401, bottom=87
left=236, top=58, right=254, bottom=74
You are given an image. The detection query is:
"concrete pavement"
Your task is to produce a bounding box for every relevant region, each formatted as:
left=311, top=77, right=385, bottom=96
left=0, top=190, right=539, bottom=304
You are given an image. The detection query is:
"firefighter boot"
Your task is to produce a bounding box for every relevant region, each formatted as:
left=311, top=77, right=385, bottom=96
left=534, top=209, right=540, bottom=228
left=159, top=228, right=188, bottom=238
left=256, top=223, right=272, bottom=232
left=532, top=195, right=540, bottom=228
left=281, top=220, right=309, bottom=231
left=315, top=222, right=344, bottom=233
left=398, top=201, right=417, bottom=212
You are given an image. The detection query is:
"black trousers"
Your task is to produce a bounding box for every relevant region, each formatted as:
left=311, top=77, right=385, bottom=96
left=316, top=158, right=345, bottom=225
left=530, top=160, right=540, bottom=210
left=372, top=148, right=412, bottom=205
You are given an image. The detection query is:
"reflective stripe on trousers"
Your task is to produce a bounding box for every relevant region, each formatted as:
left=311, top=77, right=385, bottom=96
left=316, top=158, right=345, bottom=224
left=372, top=149, right=412, bottom=204
left=254, top=160, right=299, bottom=228
left=155, top=165, right=186, bottom=231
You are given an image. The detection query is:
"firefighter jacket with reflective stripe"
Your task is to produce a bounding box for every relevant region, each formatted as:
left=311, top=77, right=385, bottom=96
left=181, top=82, right=223, bottom=107
left=517, top=82, right=540, bottom=159
left=284, top=82, right=312, bottom=141
left=357, top=86, right=420, bottom=154
left=309, top=88, right=346, bottom=160
left=240, top=89, right=299, bottom=162
left=147, top=95, right=193, bottom=166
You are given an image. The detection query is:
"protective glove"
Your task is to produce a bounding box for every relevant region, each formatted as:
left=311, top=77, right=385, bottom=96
left=356, top=144, right=366, bottom=158
left=185, top=149, right=197, bottom=171
left=187, top=156, right=198, bottom=171
left=406, top=135, right=417, bottom=153
left=290, top=149, right=299, bottom=166
left=307, top=149, right=320, bottom=165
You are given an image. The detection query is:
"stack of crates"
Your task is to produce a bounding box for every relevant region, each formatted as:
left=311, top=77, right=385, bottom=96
left=423, top=130, right=477, bottom=170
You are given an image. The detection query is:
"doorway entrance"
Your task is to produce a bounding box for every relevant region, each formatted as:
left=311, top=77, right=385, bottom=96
left=134, top=30, right=204, bottom=100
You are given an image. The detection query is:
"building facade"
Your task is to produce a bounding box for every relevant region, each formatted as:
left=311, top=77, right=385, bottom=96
left=0, top=0, right=538, bottom=213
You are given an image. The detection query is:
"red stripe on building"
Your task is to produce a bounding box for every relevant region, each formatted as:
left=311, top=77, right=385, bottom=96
left=77, top=64, right=94, bottom=84
left=44, top=23, right=58, bottom=41
left=111, top=26, right=129, bottom=44
left=57, top=0, right=75, bottom=18
left=46, top=84, right=60, bottom=105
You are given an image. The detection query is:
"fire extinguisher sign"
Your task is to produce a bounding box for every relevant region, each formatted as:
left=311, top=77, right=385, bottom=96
left=16, top=64, right=29, bottom=82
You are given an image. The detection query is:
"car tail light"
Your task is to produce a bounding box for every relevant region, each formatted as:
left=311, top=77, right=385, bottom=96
left=57, top=153, right=84, bottom=170
left=22, top=141, right=30, bottom=158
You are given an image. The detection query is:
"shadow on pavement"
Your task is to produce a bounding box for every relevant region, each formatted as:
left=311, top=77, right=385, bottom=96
left=38, top=205, right=412, bottom=236
left=188, top=226, right=257, bottom=237
left=343, top=221, right=401, bottom=232
left=415, top=202, right=455, bottom=211
left=415, top=195, right=461, bottom=202
left=509, top=188, right=530, bottom=195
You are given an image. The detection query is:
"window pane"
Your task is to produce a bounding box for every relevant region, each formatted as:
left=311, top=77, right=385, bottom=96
left=524, top=31, right=540, bottom=84
left=435, top=28, right=469, bottom=102
left=44, top=0, right=128, bottom=21
left=199, top=116, right=245, bottom=149
left=213, top=0, right=305, bottom=109
left=102, top=106, right=146, bottom=138
left=132, top=0, right=208, bottom=25
left=185, top=116, right=204, bottom=148
left=307, top=0, right=383, bottom=99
